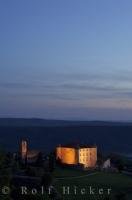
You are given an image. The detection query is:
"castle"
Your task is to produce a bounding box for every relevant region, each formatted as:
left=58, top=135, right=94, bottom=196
left=20, top=140, right=97, bottom=168
left=56, top=144, right=97, bottom=168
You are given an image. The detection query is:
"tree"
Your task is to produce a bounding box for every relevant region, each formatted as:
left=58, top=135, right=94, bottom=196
left=0, top=150, right=11, bottom=200
left=49, top=153, right=55, bottom=172
left=115, top=192, right=127, bottom=200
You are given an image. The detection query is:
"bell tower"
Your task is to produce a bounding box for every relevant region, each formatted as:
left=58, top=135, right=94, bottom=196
left=21, top=140, right=28, bottom=160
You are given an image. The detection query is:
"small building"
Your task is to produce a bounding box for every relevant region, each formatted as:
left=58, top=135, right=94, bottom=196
left=20, top=140, right=41, bottom=164
left=102, top=159, right=111, bottom=169
left=26, top=150, right=41, bottom=164
left=56, top=144, right=97, bottom=169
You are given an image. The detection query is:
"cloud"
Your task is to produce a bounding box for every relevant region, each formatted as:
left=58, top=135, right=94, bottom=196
left=0, top=82, right=30, bottom=89
left=1, top=68, right=132, bottom=104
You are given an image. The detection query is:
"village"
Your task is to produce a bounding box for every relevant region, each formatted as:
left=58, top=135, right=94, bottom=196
left=0, top=139, right=132, bottom=200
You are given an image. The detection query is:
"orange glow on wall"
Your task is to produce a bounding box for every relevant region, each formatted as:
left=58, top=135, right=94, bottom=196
left=56, top=147, right=77, bottom=164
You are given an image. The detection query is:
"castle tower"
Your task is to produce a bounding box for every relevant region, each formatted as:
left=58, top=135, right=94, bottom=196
left=21, top=140, right=28, bottom=160
left=56, top=144, right=62, bottom=160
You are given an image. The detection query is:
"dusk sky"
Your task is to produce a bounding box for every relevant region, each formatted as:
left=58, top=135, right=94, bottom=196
left=1, top=0, right=132, bottom=120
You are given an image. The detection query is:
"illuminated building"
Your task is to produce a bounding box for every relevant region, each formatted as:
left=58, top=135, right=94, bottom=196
left=56, top=144, right=97, bottom=168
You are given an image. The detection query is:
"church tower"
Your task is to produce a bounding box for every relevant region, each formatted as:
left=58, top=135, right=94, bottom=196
left=21, top=140, right=28, bottom=160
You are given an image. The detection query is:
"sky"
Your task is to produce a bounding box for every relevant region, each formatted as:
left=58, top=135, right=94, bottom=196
left=1, top=0, right=132, bottom=120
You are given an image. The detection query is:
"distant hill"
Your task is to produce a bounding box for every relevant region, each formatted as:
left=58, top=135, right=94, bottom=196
left=0, top=118, right=132, bottom=127
left=0, top=125, right=132, bottom=155
left=0, top=119, right=132, bottom=155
